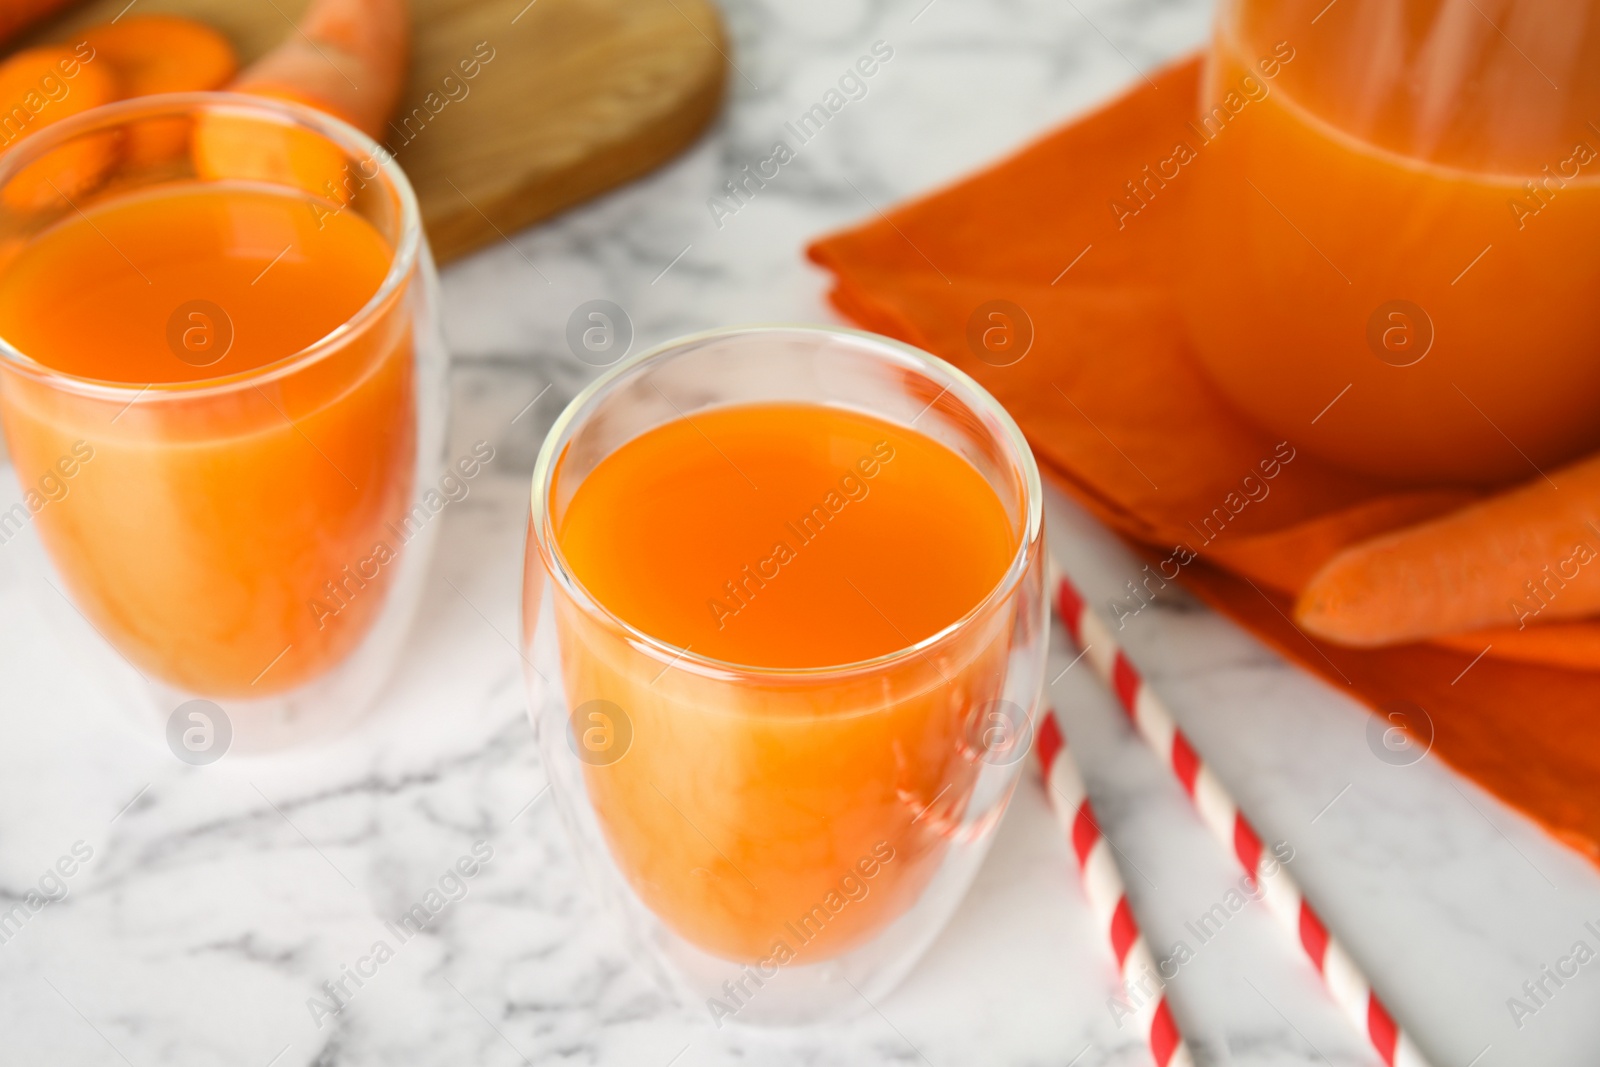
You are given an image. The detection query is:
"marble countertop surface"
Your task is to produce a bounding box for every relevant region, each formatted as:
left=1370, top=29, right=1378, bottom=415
left=4, top=0, right=1600, bottom=1064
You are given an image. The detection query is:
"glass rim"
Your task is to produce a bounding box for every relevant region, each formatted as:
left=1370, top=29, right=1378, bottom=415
left=529, top=323, right=1045, bottom=682
left=0, top=90, right=424, bottom=401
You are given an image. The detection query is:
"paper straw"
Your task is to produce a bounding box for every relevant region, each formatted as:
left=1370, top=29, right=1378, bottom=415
left=1047, top=564, right=1434, bottom=1067
left=1036, top=710, right=1194, bottom=1067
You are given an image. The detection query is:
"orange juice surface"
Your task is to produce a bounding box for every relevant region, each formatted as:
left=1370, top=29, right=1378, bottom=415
left=0, top=182, right=416, bottom=694
left=553, top=403, right=1019, bottom=962
left=0, top=183, right=389, bottom=383
left=559, top=403, right=1014, bottom=668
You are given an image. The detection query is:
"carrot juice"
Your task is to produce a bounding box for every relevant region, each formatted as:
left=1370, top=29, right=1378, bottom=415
left=551, top=402, right=1019, bottom=962
left=1179, top=0, right=1600, bottom=485
left=0, top=181, right=415, bottom=695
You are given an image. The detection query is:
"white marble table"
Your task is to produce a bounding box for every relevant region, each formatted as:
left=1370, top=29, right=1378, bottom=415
left=4, top=0, right=1599, bottom=1064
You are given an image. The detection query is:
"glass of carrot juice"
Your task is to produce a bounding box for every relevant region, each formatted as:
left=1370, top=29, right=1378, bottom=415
left=522, top=326, right=1048, bottom=1024
left=0, top=94, right=447, bottom=749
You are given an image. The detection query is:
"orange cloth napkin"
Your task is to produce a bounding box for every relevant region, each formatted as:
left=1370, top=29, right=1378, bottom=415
left=808, top=55, right=1600, bottom=865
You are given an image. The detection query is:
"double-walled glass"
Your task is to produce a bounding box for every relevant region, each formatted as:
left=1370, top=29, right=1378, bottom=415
left=0, top=95, right=447, bottom=750
left=522, top=326, right=1047, bottom=1024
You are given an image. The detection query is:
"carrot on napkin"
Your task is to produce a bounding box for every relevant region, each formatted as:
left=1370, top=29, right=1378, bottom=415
left=1298, top=454, right=1600, bottom=647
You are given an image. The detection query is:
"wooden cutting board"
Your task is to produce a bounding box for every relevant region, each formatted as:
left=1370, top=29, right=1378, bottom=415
left=25, top=0, right=728, bottom=263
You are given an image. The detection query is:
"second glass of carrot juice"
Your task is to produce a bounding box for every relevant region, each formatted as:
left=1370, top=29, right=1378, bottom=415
left=0, top=94, right=447, bottom=749
left=523, top=326, right=1048, bottom=1023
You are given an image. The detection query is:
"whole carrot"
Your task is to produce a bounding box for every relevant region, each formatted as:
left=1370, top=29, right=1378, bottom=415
left=1296, top=453, right=1600, bottom=646
left=232, top=0, right=409, bottom=139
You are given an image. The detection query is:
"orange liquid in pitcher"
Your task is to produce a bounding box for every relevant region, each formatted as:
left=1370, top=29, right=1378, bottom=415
left=554, top=403, right=1018, bottom=962
left=0, top=183, right=416, bottom=694
left=1179, top=0, right=1600, bottom=484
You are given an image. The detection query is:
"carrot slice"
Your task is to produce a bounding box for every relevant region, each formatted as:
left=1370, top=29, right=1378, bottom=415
left=1295, top=452, right=1600, bottom=646
left=232, top=0, right=409, bottom=140
left=77, top=15, right=238, bottom=166
left=0, top=0, right=79, bottom=47
left=78, top=15, right=237, bottom=94
left=0, top=45, right=121, bottom=212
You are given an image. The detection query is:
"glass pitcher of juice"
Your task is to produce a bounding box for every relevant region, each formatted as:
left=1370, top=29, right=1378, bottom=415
left=1178, top=0, right=1600, bottom=485
left=0, top=94, right=447, bottom=749
left=522, top=326, right=1048, bottom=1024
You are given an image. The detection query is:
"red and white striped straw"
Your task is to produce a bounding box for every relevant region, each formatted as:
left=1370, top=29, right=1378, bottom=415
left=1036, top=710, right=1194, bottom=1067
left=1048, top=563, right=1433, bottom=1067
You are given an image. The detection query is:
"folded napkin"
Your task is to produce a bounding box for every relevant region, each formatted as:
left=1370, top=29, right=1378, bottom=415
left=808, top=55, right=1600, bottom=865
